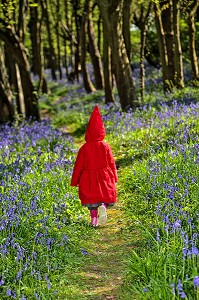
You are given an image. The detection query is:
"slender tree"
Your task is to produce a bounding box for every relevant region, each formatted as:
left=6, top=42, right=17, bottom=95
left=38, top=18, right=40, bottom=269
left=122, top=0, right=132, bottom=61
left=173, top=0, right=184, bottom=88
left=80, top=0, right=96, bottom=92
left=0, top=43, right=15, bottom=123
left=87, top=1, right=104, bottom=90
left=73, top=0, right=81, bottom=81
left=29, top=0, right=48, bottom=94
left=103, top=22, right=115, bottom=103
left=187, top=0, right=199, bottom=82
left=55, top=0, right=62, bottom=79
left=133, top=1, right=153, bottom=102
left=40, top=0, right=57, bottom=80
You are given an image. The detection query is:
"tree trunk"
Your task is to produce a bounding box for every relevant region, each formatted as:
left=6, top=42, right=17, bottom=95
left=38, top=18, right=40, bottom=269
left=15, top=63, right=25, bottom=116
left=0, top=44, right=15, bottom=123
left=38, top=15, right=48, bottom=94
left=17, top=0, right=28, bottom=41
left=187, top=1, right=199, bottom=82
left=103, top=23, right=115, bottom=103
left=73, top=0, right=81, bottom=81
left=160, top=0, right=175, bottom=88
left=154, top=3, right=171, bottom=91
left=97, top=0, right=138, bottom=110
left=0, top=23, right=40, bottom=120
left=154, top=1, right=184, bottom=91
left=5, top=49, right=22, bottom=116
left=30, top=1, right=48, bottom=94
left=29, top=2, right=40, bottom=75
left=87, top=1, right=104, bottom=90
left=56, top=0, right=62, bottom=80
left=80, top=0, right=96, bottom=93
left=173, top=0, right=184, bottom=88
left=97, top=14, right=101, bottom=52
left=122, top=0, right=132, bottom=61
left=63, top=0, right=75, bottom=78
left=139, top=2, right=153, bottom=102
left=40, top=0, right=57, bottom=80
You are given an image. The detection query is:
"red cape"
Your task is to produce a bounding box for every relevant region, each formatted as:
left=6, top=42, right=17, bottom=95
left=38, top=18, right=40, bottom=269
left=71, top=105, right=118, bottom=206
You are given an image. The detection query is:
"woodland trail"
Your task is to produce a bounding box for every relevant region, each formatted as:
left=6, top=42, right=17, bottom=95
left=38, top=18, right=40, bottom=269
left=44, top=120, right=139, bottom=299
left=64, top=200, right=139, bottom=300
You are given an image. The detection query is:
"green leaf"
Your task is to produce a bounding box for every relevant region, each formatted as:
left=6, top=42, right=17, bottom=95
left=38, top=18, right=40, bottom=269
left=29, top=3, right=38, bottom=7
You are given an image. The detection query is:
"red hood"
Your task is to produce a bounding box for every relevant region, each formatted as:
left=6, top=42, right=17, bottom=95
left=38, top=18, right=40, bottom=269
left=85, top=105, right=105, bottom=142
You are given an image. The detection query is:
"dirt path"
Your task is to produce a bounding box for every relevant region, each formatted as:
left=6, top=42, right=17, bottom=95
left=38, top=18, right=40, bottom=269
left=64, top=200, right=139, bottom=300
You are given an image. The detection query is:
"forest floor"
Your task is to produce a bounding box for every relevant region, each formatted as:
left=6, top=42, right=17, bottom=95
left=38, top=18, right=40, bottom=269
left=64, top=200, right=138, bottom=300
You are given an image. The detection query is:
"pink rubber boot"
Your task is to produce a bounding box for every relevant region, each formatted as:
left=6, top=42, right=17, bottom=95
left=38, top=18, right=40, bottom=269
left=90, top=209, right=98, bottom=227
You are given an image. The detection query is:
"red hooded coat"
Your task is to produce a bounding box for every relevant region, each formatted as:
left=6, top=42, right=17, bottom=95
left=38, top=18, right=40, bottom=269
left=70, top=105, right=118, bottom=207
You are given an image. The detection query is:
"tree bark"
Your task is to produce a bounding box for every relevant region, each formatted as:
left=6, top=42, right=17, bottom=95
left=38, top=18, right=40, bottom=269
left=154, top=3, right=171, bottom=91
left=187, top=0, right=199, bottom=82
left=73, top=0, right=81, bottom=81
left=29, top=1, right=48, bottom=94
left=80, top=0, right=96, bottom=93
left=87, top=1, right=104, bottom=90
left=97, top=0, right=138, bottom=110
left=160, top=0, right=175, bottom=88
left=40, top=0, right=57, bottom=80
left=55, top=0, right=62, bottom=80
left=0, top=22, right=40, bottom=120
left=17, top=0, right=28, bottom=41
left=122, top=0, right=132, bottom=61
left=139, top=2, right=153, bottom=102
left=173, top=0, right=184, bottom=88
left=154, top=1, right=184, bottom=91
left=103, top=23, right=115, bottom=103
left=38, top=14, right=48, bottom=94
left=0, top=44, right=15, bottom=123
left=29, top=2, right=40, bottom=75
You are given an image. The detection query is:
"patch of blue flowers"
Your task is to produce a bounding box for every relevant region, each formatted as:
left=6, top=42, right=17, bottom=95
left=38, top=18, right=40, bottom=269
left=0, top=121, right=84, bottom=299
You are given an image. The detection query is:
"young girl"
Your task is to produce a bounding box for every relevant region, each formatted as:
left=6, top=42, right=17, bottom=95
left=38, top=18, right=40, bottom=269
left=70, top=105, right=118, bottom=226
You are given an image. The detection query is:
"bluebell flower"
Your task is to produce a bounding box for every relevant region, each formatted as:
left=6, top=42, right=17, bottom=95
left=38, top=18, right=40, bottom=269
left=193, top=276, right=199, bottom=287
left=16, top=269, right=23, bottom=280
left=80, top=248, right=88, bottom=255
left=0, top=275, right=5, bottom=286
